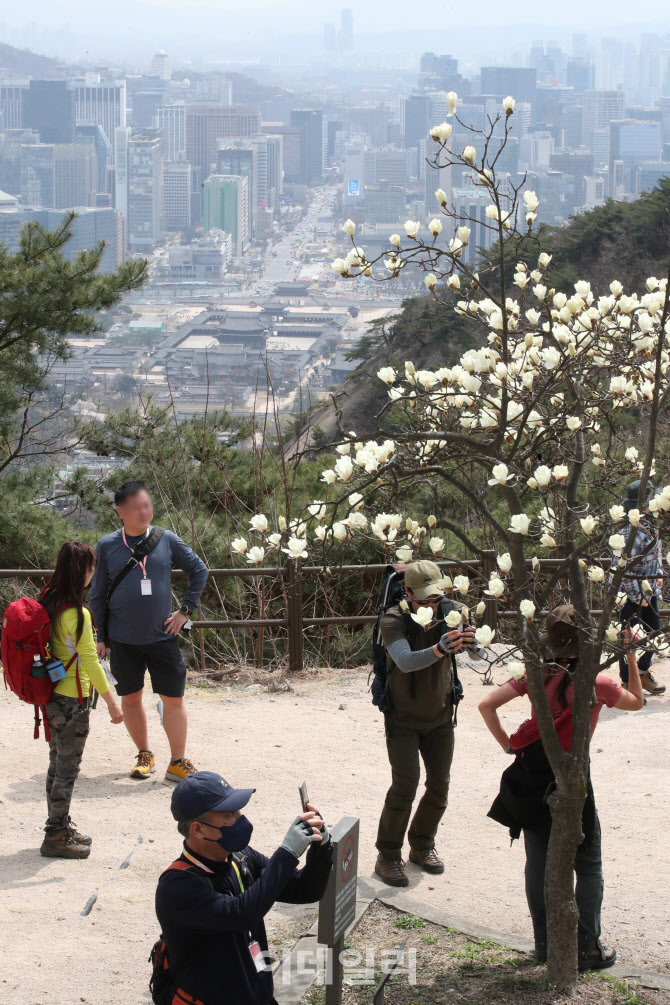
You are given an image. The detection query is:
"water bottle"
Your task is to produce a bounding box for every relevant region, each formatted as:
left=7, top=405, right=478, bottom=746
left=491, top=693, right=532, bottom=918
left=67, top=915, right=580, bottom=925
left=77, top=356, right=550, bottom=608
left=30, top=654, right=47, bottom=678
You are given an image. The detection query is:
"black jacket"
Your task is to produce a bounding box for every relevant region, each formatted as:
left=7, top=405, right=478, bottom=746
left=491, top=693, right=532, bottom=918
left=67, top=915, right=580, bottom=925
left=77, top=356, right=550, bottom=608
left=155, top=839, right=333, bottom=1005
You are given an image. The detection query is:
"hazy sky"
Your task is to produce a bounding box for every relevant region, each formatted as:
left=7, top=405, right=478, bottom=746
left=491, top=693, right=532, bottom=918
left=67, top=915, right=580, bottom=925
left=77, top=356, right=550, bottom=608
left=3, top=0, right=670, bottom=66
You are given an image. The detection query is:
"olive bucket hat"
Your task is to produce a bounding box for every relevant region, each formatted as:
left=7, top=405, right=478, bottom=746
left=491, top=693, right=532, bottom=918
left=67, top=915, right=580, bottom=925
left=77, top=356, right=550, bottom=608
left=539, top=603, right=580, bottom=660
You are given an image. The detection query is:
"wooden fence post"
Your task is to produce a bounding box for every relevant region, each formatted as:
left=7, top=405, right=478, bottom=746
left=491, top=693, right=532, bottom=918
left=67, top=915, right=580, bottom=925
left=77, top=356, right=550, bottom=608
left=286, top=560, right=304, bottom=673
left=481, top=549, right=499, bottom=631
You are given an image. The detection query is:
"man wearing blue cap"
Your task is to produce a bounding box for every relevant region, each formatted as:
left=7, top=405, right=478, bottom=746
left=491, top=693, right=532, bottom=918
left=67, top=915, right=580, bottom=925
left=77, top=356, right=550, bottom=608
left=154, top=771, right=333, bottom=1005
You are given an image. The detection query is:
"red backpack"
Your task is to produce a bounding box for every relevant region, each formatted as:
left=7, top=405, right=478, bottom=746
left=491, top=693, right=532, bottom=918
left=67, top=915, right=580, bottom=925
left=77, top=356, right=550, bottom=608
left=1, top=596, right=80, bottom=741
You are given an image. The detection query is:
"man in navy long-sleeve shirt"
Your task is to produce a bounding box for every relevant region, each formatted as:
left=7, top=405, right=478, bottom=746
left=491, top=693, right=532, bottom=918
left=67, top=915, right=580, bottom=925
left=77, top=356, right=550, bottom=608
left=155, top=771, right=333, bottom=1005
left=89, top=480, right=209, bottom=782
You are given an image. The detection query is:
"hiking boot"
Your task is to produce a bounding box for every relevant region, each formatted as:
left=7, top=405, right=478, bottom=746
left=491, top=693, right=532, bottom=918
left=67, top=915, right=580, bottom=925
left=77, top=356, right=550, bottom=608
left=66, top=819, right=92, bottom=846
left=41, top=829, right=91, bottom=859
left=640, top=670, right=666, bottom=695
left=375, top=853, right=409, bottom=888
left=165, top=758, right=197, bottom=783
left=578, top=930, right=617, bottom=971
left=130, top=749, right=156, bottom=779
left=409, top=847, right=445, bottom=874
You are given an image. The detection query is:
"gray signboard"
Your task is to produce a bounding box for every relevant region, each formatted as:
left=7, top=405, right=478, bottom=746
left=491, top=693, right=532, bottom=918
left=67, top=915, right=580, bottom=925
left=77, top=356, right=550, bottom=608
left=318, top=816, right=360, bottom=947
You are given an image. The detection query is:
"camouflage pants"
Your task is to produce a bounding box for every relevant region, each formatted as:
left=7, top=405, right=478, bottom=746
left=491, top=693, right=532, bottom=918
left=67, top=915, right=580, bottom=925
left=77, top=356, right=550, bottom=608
left=45, top=693, right=90, bottom=832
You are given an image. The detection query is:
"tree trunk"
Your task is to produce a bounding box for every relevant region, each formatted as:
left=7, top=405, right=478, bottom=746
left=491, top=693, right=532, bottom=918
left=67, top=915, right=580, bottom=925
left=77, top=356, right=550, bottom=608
left=544, top=772, right=586, bottom=993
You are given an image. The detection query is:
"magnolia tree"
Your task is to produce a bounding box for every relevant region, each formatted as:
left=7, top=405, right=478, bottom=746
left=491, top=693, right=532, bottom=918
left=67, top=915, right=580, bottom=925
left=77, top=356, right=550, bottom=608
left=234, top=94, right=670, bottom=991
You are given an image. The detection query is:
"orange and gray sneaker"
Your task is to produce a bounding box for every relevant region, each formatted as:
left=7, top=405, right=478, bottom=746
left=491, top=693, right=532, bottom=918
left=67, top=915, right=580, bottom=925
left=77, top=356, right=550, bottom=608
left=165, top=758, right=197, bottom=783
left=640, top=670, right=666, bottom=695
left=130, top=749, right=156, bottom=779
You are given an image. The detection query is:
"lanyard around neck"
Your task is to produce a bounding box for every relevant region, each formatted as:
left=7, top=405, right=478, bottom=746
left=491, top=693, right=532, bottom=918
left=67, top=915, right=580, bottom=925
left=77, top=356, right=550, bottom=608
left=121, top=526, right=150, bottom=578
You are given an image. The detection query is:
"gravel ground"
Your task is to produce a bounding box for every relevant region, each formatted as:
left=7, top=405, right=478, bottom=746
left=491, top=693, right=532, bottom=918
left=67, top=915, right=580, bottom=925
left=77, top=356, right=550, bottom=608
left=1, top=660, right=668, bottom=1004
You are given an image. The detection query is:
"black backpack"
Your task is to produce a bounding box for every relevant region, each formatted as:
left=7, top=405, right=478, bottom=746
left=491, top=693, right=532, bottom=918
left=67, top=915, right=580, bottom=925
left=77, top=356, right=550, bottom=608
left=368, top=566, right=464, bottom=723
left=149, top=850, right=258, bottom=1005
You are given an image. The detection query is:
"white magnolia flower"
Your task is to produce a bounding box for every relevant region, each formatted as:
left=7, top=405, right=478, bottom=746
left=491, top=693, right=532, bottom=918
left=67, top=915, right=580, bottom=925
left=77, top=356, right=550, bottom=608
left=462, top=145, right=476, bottom=164
left=580, top=516, right=598, bottom=536
left=430, top=121, right=453, bottom=143
left=502, top=95, right=516, bottom=114
left=540, top=533, right=557, bottom=548
left=642, top=579, right=653, bottom=594
left=446, top=90, right=458, bottom=114
left=485, top=204, right=499, bottom=220
left=625, top=446, right=639, bottom=462
left=341, top=218, right=356, bottom=237
left=552, top=464, right=569, bottom=482
left=488, top=462, right=512, bottom=486
left=628, top=508, right=641, bottom=527
left=249, top=514, right=269, bottom=534
left=609, top=504, right=625, bottom=521
left=268, top=532, right=282, bottom=550
left=475, top=625, right=496, bottom=647
left=321, top=469, right=337, bottom=485
left=334, top=456, right=354, bottom=481
left=445, top=609, right=462, bottom=628
left=278, top=516, right=287, bottom=531
left=476, top=601, right=487, bottom=616
left=435, top=187, right=447, bottom=206
left=314, top=526, right=327, bottom=541
left=506, top=661, right=526, bottom=681
left=246, top=546, right=265, bottom=565
left=377, top=366, right=396, bottom=385
left=485, top=578, right=505, bottom=597
left=396, top=545, right=413, bottom=562
left=609, top=534, right=626, bottom=556
left=497, top=552, right=513, bottom=574
left=453, top=574, right=470, bottom=595
left=523, top=190, right=539, bottom=213
left=404, top=219, right=420, bottom=238
left=457, top=225, right=471, bottom=245
left=533, top=465, right=552, bottom=489
left=332, top=522, right=348, bottom=542
left=520, top=599, right=536, bottom=621
left=509, top=514, right=531, bottom=535
left=231, top=537, right=248, bottom=555
left=427, top=515, right=437, bottom=528
left=448, top=274, right=461, bottom=291
left=587, top=566, right=605, bottom=583
left=566, top=416, right=582, bottom=432
left=308, top=502, right=327, bottom=520
left=606, top=623, right=620, bottom=643
left=428, top=218, right=443, bottom=236
left=429, top=536, right=445, bottom=554
left=425, top=273, right=437, bottom=290
left=282, top=537, right=308, bottom=560
left=389, top=233, right=401, bottom=248
left=411, top=606, right=434, bottom=628
left=331, top=258, right=349, bottom=275
left=399, top=599, right=409, bottom=612
left=538, top=252, right=552, bottom=268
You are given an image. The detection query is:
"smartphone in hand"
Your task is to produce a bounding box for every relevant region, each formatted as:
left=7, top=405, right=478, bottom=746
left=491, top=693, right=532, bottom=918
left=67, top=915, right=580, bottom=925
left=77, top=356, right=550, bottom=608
left=299, top=780, right=309, bottom=813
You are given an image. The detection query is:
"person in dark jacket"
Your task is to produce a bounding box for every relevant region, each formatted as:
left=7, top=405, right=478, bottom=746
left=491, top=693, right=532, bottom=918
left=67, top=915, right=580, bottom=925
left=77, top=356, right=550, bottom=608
left=155, top=771, right=333, bottom=1005
left=479, top=605, right=644, bottom=971
left=89, top=480, right=209, bottom=783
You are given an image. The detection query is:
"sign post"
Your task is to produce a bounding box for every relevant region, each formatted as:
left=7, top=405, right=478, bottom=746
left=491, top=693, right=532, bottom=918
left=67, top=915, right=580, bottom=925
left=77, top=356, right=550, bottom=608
left=318, top=816, right=360, bottom=1005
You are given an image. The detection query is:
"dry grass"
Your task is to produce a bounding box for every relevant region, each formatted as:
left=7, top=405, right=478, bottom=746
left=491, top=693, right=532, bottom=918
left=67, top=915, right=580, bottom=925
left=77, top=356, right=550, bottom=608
left=303, top=902, right=669, bottom=1005
left=186, top=663, right=368, bottom=690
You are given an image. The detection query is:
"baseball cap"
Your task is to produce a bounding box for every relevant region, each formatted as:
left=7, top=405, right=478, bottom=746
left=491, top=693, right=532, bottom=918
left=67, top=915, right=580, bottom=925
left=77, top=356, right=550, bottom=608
left=404, top=560, right=446, bottom=602
left=171, top=771, right=255, bottom=821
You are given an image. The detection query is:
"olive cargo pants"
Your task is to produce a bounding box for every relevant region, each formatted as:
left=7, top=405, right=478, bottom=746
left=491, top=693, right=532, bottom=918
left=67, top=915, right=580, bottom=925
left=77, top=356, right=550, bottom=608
left=376, top=715, right=454, bottom=858
left=45, top=693, right=91, bottom=832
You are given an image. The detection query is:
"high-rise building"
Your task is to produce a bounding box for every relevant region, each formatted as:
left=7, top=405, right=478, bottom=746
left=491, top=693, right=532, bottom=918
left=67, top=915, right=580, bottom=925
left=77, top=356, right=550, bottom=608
left=581, top=90, right=625, bottom=148
left=192, top=75, right=233, bottom=104
left=54, top=144, right=97, bottom=208
left=202, top=173, right=249, bottom=254
left=0, top=206, right=125, bottom=272
left=264, top=124, right=300, bottom=182
left=23, top=80, right=76, bottom=143
left=75, top=123, right=112, bottom=196
left=609, top=118, right=662, bottom=196
left=133, top=92, right=165, bottom=128
left=155, top=104, right=187, bottom=161
left=566, top=59, right=595, bottom=92
left=343, top=140, right=365, bottom=207
left=340, top=105, right=389, bottom=147
left=290, top=109, right=323, bottom=185
left=0, top=78, right=30, bottom=131
left=480, top=67, right=537, bottom=105
left=636, top=162, right=670, bottom=193
left=71, top=75, right=126, bottom=162
left=186, top=105, right=262, bottom=191
left=20, top=143, right=55, bottom=206
left=549, top=150, right=595, bottom=206
left=339, top=9, right=354, bottom=50
left=217, top=144, right=257, bottom=236
left=0, top=129, right=39, bottom=196
left=250, top=134, right=283, bottom=208
left=114, top=126, right=131, bottom=218
left=163, top=161, right=192, bottom=231
left=151, top=50, right=172, bottom=81
left=402, top=94, right=431, bottom=151
left=419, top=53, right=459, bottom=91
left=125, top=129, right=163, bottom=249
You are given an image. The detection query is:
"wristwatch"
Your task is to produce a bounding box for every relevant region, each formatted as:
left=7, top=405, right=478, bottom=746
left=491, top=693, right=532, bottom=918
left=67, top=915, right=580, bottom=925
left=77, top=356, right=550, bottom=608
left=179, top=604, right=192, bottom=616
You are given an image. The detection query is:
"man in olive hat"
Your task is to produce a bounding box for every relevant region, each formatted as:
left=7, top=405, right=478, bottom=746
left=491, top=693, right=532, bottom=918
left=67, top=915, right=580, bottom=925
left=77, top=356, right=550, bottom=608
left=618, top=480, right=666, bottom=695
left=374, top=560, right=476, bottom=887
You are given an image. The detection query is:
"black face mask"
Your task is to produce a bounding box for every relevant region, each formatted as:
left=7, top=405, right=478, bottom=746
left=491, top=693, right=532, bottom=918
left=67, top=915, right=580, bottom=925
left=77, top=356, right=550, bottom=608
left=201, top=815, right=253, bottom=852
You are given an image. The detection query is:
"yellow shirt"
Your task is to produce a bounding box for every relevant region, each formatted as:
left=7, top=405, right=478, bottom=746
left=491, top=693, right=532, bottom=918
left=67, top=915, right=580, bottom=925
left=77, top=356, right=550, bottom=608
left=50, top=607, right=110, bottom=699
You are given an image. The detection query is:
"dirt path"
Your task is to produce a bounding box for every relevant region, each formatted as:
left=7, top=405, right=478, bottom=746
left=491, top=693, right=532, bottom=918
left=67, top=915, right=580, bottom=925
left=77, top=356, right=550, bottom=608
left=1, top=662, right=669, bottom=1004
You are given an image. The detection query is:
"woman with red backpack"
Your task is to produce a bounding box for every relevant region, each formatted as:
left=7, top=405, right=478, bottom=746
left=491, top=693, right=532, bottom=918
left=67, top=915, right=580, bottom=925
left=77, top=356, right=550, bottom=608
left=479, top=604, right=644, bottom=971
left=39, top=541, right=124, bottom=859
